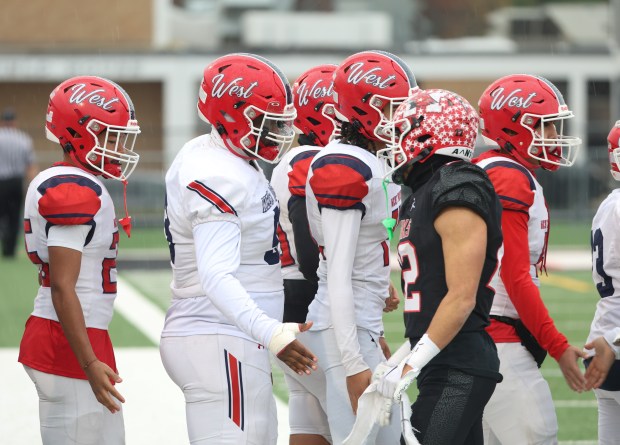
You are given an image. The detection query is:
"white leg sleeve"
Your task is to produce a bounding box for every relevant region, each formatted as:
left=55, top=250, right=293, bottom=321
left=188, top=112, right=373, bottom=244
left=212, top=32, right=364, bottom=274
left=594, top=388, right=620, bottom=445
left=482, top=343, right=558, bottom=445
left=160, top=334, right=277, bottom=445
left=24, top=365, right=125, bottom=445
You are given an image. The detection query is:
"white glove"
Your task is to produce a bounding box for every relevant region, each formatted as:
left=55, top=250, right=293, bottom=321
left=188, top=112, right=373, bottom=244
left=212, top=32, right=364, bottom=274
left=267, top=323, right=300, bottom=356
left=376, top=359, right=408, bottom=399
left=393, top=367, right=421, bottom=402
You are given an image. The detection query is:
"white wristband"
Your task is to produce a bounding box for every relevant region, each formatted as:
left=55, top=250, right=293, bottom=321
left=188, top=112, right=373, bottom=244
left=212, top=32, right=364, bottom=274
left=405, top=333, right=441, bottom=371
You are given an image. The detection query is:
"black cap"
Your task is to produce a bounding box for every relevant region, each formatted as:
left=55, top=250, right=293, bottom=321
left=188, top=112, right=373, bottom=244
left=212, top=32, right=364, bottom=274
left=2, top=108, right=16, bottom=121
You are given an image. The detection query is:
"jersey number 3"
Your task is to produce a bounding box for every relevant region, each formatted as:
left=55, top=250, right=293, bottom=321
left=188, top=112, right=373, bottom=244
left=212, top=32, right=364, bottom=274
left=398, top=241, right=421, bottom=312
left=592, top=228, right=614, bottom=298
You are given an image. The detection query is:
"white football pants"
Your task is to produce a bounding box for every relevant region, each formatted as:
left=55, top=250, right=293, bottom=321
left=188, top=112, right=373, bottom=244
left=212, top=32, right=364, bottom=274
left=594, top=388, right=620, bottom=445
left=24, top=365, right=125, bottom=445
left=285, top=327, right=401, bottom=445
left=482, top=343, right=558, bottom=445
left=160, top=334, right=277, bottom=445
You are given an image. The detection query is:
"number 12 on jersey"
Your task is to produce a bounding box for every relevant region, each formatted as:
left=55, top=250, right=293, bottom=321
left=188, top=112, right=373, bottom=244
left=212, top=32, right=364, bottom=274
left=398, top=240, right=421, bottom=312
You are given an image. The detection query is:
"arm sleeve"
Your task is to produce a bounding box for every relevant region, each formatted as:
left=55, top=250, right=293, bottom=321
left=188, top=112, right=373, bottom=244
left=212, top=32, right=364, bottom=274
left=322, top=207, right=368, bottom=376
left=500, top=209, right=569, bottom=360
left=47, top=225, right=92, bottom=251
left=194, top=221, right=279, bottom=347
left=289, top=196, right=319, bottom=284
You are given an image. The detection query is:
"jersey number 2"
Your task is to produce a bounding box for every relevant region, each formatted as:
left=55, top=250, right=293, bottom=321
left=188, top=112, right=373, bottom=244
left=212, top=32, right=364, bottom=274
left=398, top=241, right=421, bottom=312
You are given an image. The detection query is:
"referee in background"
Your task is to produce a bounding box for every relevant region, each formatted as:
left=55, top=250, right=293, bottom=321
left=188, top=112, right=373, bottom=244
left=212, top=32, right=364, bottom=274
left=0, top=107, right=36, bottom=258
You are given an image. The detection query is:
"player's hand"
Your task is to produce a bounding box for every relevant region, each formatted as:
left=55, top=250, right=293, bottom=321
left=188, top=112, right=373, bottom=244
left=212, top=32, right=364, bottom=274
left=384, top=283, right=400, bottom=313
left=584, top=336, right=616, bottom=390
left=346, top=369, right=372, bottom=414
left=557, top=344, right=587, bottom=393
left=393, top=364, right=421, bottom=401
left=273, top=322, right=318, bottom=375
left=379, top=336, right=392, bottom=360
left=84, top=359, right=124, bottom=413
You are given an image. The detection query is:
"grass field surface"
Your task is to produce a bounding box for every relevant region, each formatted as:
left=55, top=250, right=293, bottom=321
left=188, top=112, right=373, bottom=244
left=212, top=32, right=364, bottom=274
left=0, top=223, right=603, bottom=443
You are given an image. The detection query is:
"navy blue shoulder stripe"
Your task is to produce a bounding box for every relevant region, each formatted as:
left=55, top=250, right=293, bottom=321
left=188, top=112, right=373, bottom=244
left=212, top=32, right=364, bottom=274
left=290, top=149, right=320, bottom=167
left=312, top=154, right=373, bottom=181
left=37, top=175, right=102, bottom=196
left=482, top=161, right=535, bottom=191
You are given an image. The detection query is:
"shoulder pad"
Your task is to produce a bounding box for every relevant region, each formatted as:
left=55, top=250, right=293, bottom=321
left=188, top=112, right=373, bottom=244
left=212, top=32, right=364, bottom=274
left=479, top=160, right=535, bottom=211
left=288, top=149, right=319, bottom=198
left=309, top=153, right=371, bottom=211
left=432, top=162, right=498, bottom=219
left=37, top=174, right=102, bottom=225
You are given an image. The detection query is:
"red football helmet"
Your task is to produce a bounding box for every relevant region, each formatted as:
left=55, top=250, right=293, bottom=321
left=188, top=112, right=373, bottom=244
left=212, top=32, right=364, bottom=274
left=332, top=50, right=417, bottom=143
left=478, top=74, right=581, bottom=171
left=198, top=53, right=296, bottom=164
left=608, top=120, right=620, bottom=181
left=292, top=64, right=338, bottom=147
left=378, top=88, right=479, bottom=183
left=46, top=76, right=140, bottom=181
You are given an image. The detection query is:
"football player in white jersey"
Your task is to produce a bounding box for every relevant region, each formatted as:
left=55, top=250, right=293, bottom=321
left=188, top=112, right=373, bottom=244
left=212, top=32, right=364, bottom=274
left=473, top=74, right=587, bottom=445
left=18, top=76, right=141, bottom=444
left=583, top=121, right=620, bottom=444
left=271, top=64, right=338, bottom=445
left=297, top=50, right=415, bottom=444
left=160, top=53, right=318, bottom=445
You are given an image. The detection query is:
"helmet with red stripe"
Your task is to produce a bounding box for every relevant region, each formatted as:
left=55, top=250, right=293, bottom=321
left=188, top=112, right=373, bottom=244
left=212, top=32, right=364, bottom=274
left=45, top=76, right=140, bottom=181
left=478, top=74, right=581, bottom=171
left=292, top=64, right=338, bottom=147
left=198, top=53, right=297, bottom=164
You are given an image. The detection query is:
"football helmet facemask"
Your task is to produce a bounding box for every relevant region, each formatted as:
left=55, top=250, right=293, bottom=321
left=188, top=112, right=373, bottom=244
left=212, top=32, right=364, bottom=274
left=608, top=120, right=620, bottom=181
left=332, top=50, right=417, bottom=143
left=478, top=74, right=581, bottom=171
left=45, top=76, right=140, bottom=181
left=378, top=88, right=479, bottom=184
left=292, top=64, right=339, bottom=147
left=198, top=53, right=296, bottom=164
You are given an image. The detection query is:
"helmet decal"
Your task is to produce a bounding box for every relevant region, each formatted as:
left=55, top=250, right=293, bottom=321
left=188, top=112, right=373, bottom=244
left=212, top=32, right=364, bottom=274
left=489, top=87, right=537, bottom=110
left=210, top=73, right=259, bottom=99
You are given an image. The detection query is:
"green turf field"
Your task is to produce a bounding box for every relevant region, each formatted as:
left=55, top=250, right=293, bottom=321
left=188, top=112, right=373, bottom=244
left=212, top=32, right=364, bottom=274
left=0, top=223, right=602, bottom=441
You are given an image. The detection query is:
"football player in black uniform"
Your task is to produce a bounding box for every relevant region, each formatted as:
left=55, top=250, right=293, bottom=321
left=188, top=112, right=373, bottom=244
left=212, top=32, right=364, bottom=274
left=375, top=88, right=504, bottom=445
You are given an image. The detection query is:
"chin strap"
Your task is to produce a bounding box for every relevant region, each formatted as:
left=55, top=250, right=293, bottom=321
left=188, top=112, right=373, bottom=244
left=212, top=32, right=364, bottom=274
left=118, top=180, right=132, bottom=238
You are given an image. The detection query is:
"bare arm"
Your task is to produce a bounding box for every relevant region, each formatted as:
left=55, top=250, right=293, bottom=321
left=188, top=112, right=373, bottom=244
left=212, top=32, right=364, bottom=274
left=426, top=206, right=486, bottom=348
left=49, top=246, right=124, bottom=413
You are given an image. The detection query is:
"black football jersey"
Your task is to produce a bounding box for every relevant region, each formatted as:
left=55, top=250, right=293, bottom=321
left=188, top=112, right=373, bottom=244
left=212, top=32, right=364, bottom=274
left=399, top=160, right=503, bottom=379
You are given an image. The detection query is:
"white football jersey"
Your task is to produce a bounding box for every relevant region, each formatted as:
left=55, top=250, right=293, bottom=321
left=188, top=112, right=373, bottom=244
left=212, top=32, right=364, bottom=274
left=586, top=188, right=620, bottom=352
left=162, top=134, right=284, bottom=338
left=475, top=155, right=548, bottom=319
left=305, top=141, right=400, bottom=333
left=270, top=145, right=320, bottom=280
left=24, top=165, right=118, bottom=329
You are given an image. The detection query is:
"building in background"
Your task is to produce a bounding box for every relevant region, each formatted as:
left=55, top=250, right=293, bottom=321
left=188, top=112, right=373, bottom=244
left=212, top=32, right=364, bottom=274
left=0, top=0, right=618, bottom=224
